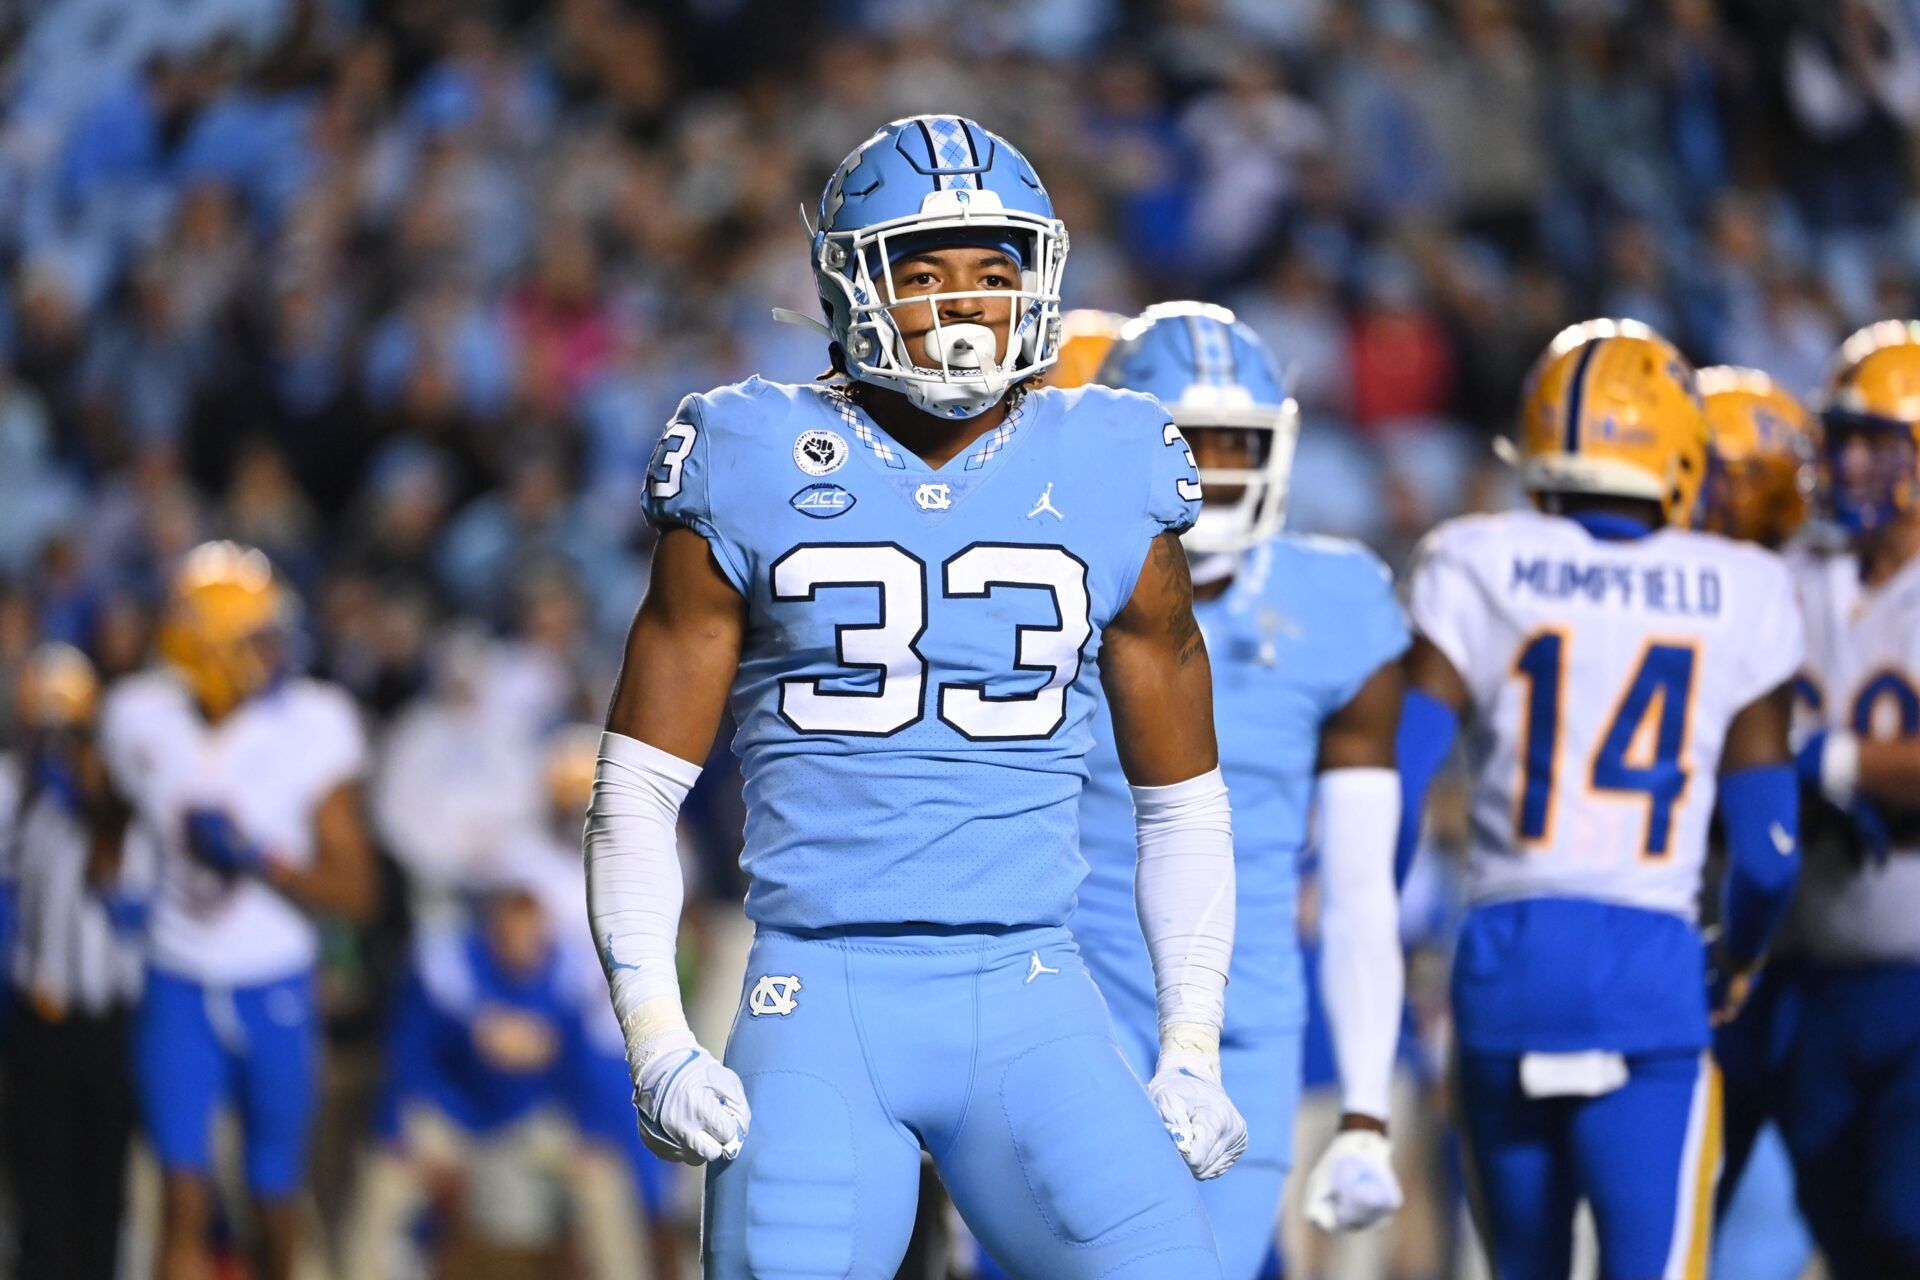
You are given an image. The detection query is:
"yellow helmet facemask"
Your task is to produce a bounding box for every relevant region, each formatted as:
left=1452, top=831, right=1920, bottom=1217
left=1821, top=320, right=1920, bottom=533
left=1697, top=366, right=1815, bottom=547
left=156, top=542, right=287, bottom=720
left=1508, top=319, right=1707, bottom=527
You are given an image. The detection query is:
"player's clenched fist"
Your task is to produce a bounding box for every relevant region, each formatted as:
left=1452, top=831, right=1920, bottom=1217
left=1147, top=1043, right=1247, bottom=1180
left=630, top=1028, right=750, bottom=1165
left=1304, top=1129, right=1403, bottom=1232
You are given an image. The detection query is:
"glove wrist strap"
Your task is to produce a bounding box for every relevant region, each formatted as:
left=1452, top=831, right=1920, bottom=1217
left=1822, top=731, right=1861, bottom=808
left=622, top=998, right=695, bottom=1077
left=1160, top=1020, right=1222, bottom=1072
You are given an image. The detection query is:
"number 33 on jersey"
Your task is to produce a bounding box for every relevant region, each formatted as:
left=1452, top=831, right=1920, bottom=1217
left=642, top=376, right=1200, bottom=932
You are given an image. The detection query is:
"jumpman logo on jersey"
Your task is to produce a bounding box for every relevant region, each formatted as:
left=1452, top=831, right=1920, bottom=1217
left=1027, top=482, right=1065, bottom=521
left=1025, top=951, right=1060, bottom=984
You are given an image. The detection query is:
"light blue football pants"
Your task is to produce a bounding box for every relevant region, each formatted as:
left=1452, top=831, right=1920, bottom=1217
left=703, top=923, right=1221, bottom=1279
left=1100, top=964, right=1301, bottom=1280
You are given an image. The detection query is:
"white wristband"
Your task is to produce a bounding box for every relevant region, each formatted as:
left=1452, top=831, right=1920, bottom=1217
left=1822, top=731, right=1861, bottom=808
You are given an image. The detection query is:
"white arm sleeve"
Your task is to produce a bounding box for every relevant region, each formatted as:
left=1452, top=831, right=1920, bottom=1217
left=1314, top=766, right=1404, bottom=1122
left=1132, top=767, right=1235, bottom=1049
left=584, top=731, right=703, bottom=1061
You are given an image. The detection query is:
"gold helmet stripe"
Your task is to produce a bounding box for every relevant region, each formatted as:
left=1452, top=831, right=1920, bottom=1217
left=1564, top=337, right=1605, bottom=453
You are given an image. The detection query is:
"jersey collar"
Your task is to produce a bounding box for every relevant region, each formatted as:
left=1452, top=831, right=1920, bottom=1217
left=829, top=388, right=1033, bottom=476
left=1569, top=511, right=1654, bottom=542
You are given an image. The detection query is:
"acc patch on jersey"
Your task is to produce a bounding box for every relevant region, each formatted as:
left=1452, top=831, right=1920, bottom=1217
left=793, top=428, right=848, bottom=476
left=747, top=974, right=802, bottom=1017
left=790, top=483, right=857, bottom=519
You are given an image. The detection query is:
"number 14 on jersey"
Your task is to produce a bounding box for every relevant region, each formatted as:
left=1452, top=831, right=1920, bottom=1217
left=1513, top=631, right=1698, bottom=857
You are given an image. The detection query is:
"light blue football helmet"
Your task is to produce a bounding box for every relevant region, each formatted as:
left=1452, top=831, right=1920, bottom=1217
left=805, top=116, right=1068, bottom=419
left=1099, top=302, right=1300, bottom=554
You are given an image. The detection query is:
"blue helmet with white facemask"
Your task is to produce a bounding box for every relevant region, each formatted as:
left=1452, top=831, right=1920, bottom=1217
left=804, top=116, right=1068, bottom=420
left=1099, top=302, right=1300, bottom=555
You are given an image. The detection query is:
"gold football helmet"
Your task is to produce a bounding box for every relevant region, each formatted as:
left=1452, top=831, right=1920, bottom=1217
left=545, top=723, right=600, bottom=823
left=15, top=642, right=99, bottom=730
left=156, top=542, right=287, bottom=720
left=1696, top=366, right=1815, bottom=546
left=1044, top=310, right=1127, bottom=390
left=1511, top=319, right=1707, bottom=526
left=1821, top=320, right=1920, bottom=532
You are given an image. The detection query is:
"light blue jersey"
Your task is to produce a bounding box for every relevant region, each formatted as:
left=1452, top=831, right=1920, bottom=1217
left=1073, top=533, right=1407, bottom=1280
left=675, top=117, right=1225, bottom=1280
left=1076, top=534, right=1408, bottom=1036
left=643, top=376, right=1200, bottom=929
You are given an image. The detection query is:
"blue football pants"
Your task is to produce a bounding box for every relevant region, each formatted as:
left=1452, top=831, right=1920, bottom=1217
left=1711, top=970, right=1813, bottom=1280
left=134, top=967, right=319, bottom=1197
left=1101, top=968, right=1301, bottom=1280
left=704, top=924, right=1221, bottom=1280
left=1456, top=1049, right=1720, bottom=1280
left=1769, top=962, right=1920, bottom=1279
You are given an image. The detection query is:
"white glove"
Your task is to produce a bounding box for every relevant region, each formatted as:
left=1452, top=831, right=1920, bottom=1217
left=630, top=1029, right=750, bottom=1166
left=1304, top=1129, right=1403, bottom=1232
left=1146, top=1045, right=1248, bottom=1180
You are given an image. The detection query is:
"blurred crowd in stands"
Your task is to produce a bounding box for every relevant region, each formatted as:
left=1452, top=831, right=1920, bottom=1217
left=1, top=0, right=1916, bottom=1273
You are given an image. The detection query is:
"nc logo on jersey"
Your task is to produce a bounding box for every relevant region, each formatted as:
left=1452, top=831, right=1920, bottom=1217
left=747, top=974, right=802, bottom=1018
left=794, top=429, right=848, bottom=476
left=790, top=483, right=857, bottom=519
left=915, top=482, right=953, bottom=511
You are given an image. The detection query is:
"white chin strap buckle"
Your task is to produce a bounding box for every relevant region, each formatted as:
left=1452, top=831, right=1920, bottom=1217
left=924, top=323, right=1000, bottom=373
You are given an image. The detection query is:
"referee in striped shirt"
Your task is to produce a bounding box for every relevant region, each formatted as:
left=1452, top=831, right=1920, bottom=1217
left=5, top=643, right=152, bottom=1280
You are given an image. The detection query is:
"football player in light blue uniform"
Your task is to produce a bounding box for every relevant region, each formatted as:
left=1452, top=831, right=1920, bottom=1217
left=1071, top=304, right=1412, bottom=1280
left=586, top=117, right=1246, bottom=1278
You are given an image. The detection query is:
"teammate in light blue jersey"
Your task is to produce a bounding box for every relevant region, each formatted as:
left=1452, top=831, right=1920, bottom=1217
left=586, top=117, right=1247, bottom=1278
left=1072, top=303, right=1412, bottom=1280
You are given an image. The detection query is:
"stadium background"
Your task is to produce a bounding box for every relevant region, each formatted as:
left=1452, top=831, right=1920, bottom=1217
left=0, top=0, right=1907, bottom=1275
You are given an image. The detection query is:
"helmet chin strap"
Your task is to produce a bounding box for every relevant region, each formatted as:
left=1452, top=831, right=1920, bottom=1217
left=903, top=378, right=1007, bottom=419
left=1187, top=548, right=1241, bottom=586
left=1183, top=500, right=1260, bottom=558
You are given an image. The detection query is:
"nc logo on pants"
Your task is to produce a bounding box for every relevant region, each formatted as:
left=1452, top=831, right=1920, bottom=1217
left=747, top=974, right=803, bottom=1017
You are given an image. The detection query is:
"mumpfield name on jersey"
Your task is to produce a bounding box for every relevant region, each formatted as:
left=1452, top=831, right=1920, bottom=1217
left=1509, top=556, right=1723, bottom=616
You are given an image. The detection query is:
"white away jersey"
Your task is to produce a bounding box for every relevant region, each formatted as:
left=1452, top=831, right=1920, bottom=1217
left=1782, top=544, right=1920, bottom=963
left=1409, top=510, right=1803, bottom=919
left=101, top=671, right=368, bottom=986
